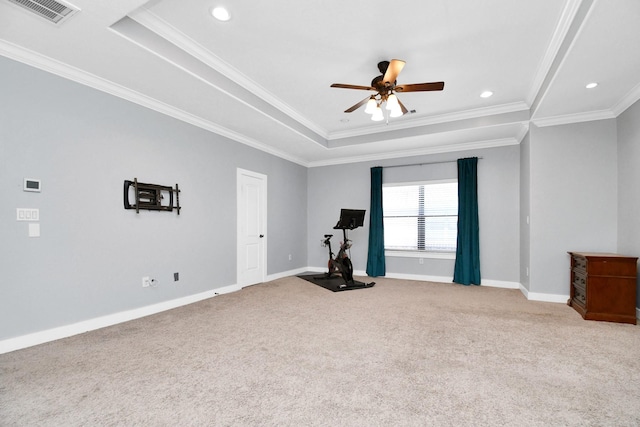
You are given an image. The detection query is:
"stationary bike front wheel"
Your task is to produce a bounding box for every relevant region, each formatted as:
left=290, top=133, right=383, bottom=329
left=341, top=257, right=354, bottom=283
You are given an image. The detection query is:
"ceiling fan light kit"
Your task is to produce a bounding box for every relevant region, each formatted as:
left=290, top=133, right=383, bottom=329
left=386, top=94, right=399, bottom=110
left=331, top=59, right=445, bottom=122
left=371, top=106, right=385, bottom=121
left=364, top=97, right=377, bottom=114
left=389, top=106, right=404, bottom=118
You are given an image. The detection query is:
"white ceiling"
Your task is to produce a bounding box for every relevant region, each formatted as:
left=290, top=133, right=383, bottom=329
left=1, top=0, right=639, bottom=166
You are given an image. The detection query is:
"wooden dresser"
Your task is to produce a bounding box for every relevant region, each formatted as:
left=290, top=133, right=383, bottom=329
left=568, top=252, right=638, bottom=324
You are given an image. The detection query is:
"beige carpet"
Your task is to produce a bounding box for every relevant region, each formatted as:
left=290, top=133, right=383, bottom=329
left=1, top=276, right=639, bottom=426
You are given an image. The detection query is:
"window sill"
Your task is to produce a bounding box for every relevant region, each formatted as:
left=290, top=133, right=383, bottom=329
left=385, top=250, right=456, bottom=260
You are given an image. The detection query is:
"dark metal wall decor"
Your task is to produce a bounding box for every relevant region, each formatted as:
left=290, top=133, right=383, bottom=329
left=123, top=178, right=181, bottom=215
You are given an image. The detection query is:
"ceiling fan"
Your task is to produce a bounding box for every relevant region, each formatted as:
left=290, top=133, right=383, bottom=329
left=330, top=59, right=444, bottom=121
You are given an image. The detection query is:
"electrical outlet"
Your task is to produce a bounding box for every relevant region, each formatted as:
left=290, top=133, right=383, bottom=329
left=174, top=272, right=179, bottom=281
left=142, top=276, right=151, bottom=287
left=419, top=258, right=424, bottom=265
left=288, top=254, right=292, bottom=261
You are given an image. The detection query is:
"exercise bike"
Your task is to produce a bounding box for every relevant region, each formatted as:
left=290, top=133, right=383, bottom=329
left=319, top=209, right=374, bottom=289
left=323, top=233, right=354, bottom=285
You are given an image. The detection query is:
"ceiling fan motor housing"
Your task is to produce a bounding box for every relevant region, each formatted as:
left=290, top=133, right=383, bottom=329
left=377, top=61, right=390, bottom=74
left=330, top=59, right=444, bottom=115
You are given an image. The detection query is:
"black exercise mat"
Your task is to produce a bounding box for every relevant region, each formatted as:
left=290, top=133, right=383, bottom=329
left=297, top=273, right=375, bottom=292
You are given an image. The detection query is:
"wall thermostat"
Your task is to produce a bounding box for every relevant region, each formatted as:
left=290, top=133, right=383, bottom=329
left=24, top=178, right=41, bottom=192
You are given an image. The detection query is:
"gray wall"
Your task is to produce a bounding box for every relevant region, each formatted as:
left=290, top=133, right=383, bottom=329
left=519, top=130, right=531, bottom=291
left=0, top=56, right=307, bottom=340
left=528, top=120, right=618, bottom=297
left=307, top=145, right=521, bottom=283
left=4, top=50, right=638, bottom=343
left=617, top=99, right=640, bottom=308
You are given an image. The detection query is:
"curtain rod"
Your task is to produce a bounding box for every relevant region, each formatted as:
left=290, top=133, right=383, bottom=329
left=382, top=157, right=483, bottom=169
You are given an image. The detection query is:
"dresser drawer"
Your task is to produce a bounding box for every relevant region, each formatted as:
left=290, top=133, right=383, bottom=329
left=572, top=270, right=587, bottom=289
left=572, top=255, right=587, bottom=271
left=572, top=272, right=587, bottom=306
left=573, top=286, right=586, bottom=306
left=585, top=258, right=637, bottom=277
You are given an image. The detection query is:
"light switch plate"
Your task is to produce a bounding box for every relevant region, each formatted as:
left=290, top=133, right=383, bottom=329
left=17, top=208, right=39, bottom=221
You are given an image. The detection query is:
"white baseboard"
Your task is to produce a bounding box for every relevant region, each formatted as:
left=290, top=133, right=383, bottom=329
left=0, top=284, right=240, bottom=355
left=325, top=267, right=579, bottom=303
left=519, top=285, right=570, bottom=303
left=379, top=271, right=453, bottom=283
left=266, top=267, right=310, bottom=282
left=0, top=268, right=314, bottom=355
left=481, top=279, right=521, bottom=289
left=5, top=271, right=635, bottom=354
left=308, top=267, right=521, bottom=290
left=293, top=270, right=639, bottom=320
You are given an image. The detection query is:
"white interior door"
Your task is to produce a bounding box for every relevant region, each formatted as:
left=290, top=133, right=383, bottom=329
left=237, top=168, right=267, bottom=287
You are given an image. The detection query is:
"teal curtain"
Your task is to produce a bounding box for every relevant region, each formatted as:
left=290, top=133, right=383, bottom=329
left=366, top=166, right=386, bottom=276
left=453, top=157, right=481, bottom=285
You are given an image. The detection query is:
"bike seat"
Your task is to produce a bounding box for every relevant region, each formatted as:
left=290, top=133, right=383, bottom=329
left=324, top=234, right=333, bottom=238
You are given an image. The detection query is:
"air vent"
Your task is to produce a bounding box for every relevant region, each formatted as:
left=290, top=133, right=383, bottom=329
left=5, top=0, right=78, bottom=24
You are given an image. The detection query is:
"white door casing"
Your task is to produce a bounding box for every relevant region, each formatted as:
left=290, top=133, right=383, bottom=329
left=237, top=168, right=267, bottom=287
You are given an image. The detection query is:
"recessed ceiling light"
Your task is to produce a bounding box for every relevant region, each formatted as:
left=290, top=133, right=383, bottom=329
left=480, top=91, right=493, bottom=98
left=211, top=6, right=230, bottom=21
left=586, top=82, right=598, bottom=89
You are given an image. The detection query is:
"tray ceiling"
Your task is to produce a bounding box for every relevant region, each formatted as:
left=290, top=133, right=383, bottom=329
left=1, top=0, right=639, bottom=166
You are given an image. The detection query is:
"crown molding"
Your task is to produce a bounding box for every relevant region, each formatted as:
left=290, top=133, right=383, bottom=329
left=526, top=0, right=584, bottom=105
left=0, top=40, right=528, bottom=169
left=327, top=102, right=530, bottom=141
left=529, top=0, right=597, bottom=118
left=128, top=7, right=329, bottom=140
left=532, top=109, right=615, bottom=127
left=533, top=84, right=640, bottom=127
left=612, top=81, right=640, bottom=117
left=151, top=105, right=310, bottom=167
left=515, top=122, right=530, bottom=143
left=0, top=39, right=309, bottom=167
left=307, top=137, right=520, bottom=168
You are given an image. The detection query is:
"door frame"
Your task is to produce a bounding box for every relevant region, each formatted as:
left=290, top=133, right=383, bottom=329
left=236, top=168, right=267, bottom=287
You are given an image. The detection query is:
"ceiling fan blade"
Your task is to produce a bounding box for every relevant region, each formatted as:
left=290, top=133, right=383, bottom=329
left=397, top=98, right=409, bottom=115
left=344, top=96, right=371, bottom=113
left=395, top=82, right=445, bottom=92
left=383, top=59, right=406, bottom=85
left=331, top=83, right=375, bottom=91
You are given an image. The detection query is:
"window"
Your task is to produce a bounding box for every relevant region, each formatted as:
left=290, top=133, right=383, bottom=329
left=383, top=180, right=458, bottom=252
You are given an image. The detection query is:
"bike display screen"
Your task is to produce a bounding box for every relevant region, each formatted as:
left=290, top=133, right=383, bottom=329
left=335, top=209, right=366, bottom=230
